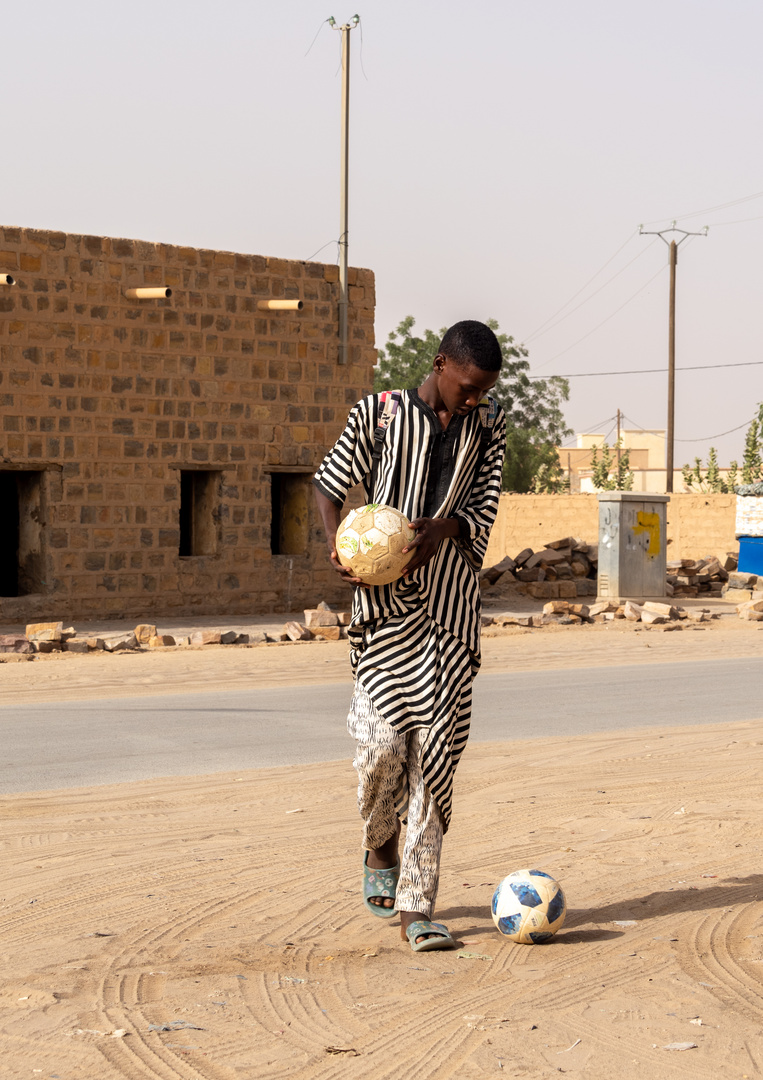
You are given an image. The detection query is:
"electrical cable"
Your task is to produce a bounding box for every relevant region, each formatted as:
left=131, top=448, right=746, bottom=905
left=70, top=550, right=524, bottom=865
left=522, top=232, right=636, bottom=341
left=304, top=239, right=339, bottom=262
left=529, top=358, right=763, bottom=380
left=622, top=411, right=754, bottom=445
left=705, top=214, right=763, bottom=228
left=674, top=419, right=755, bottom=442
left=532, top=263, right=667, bottom=371
left=558, top=415, right=617, bottom=446
left=304, top=17, right=331, bottom=56
left=525, top=238, right=657, bottom=344
left=640, top=188, right=763, bottom=227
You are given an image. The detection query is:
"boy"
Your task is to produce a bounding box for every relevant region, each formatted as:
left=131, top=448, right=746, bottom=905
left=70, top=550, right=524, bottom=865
left=313, top=320, right=506, bottom=951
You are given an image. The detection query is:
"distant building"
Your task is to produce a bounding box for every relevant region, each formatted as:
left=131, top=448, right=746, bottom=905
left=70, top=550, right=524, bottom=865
left=0, top=226, right=376, bottom=621
left=558, top=429, right=734, bottom=493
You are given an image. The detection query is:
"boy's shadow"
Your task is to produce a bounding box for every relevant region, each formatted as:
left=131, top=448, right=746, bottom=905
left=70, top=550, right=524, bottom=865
left=438, top=874, right=763, bottom=943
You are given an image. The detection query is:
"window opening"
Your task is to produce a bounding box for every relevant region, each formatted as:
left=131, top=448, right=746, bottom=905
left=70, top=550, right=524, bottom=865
left=179, top=470, right=220, bottom=556
left=270, top=472, right=311, bottom=555
left=0, top=470, right=44, bottom=596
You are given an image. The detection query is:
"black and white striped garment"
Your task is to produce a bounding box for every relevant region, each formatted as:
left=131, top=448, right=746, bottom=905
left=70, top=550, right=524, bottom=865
left=314, top=389, right=506, bottom=829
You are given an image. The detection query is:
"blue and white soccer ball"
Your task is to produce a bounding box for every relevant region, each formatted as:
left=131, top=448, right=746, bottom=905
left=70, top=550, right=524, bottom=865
left=491, top=869, right=566, bottom=944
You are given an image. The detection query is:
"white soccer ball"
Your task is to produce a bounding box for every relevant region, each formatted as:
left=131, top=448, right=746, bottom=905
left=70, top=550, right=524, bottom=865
left=491, top=869, right=566, bottom=944
left=335, top=503, right=415, bottom=586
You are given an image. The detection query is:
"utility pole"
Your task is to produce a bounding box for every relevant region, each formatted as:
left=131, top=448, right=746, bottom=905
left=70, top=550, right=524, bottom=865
left=639, top=222, right=707, bottom=492
left=616, top=408, right=621, bottom=479
left=329, top=15, right=359, bottom=365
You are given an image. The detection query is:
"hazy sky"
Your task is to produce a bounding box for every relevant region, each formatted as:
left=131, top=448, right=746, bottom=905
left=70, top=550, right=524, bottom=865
left=4, top=1, right=762, bottom=462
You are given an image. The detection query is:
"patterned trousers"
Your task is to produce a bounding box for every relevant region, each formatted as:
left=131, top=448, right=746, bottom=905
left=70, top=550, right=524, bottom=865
left=348, top=687, right=444, bottom=919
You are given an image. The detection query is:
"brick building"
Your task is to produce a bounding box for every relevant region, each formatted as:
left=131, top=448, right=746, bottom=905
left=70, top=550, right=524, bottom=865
left=0, top=227, right=376, bottom=620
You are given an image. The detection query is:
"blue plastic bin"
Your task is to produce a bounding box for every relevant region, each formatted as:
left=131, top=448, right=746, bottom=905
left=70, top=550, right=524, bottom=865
left=738, top=536, right=763, bottom=576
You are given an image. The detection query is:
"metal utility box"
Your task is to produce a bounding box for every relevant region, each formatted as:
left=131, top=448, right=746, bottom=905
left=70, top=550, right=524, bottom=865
left=596, top=492, right=669, bottom=602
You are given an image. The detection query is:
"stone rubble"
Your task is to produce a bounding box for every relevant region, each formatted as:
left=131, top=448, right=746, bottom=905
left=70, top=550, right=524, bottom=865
left=482, top=597, right=716, bottom=631
left=480, top=536, right=598, bottom=601
left=481, top=537, right=752, bottom=608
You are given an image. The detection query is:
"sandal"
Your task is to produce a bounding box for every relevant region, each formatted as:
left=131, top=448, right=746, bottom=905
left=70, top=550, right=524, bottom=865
left=363, top=852, right=399, bottom=919
left=404, top=920, right=456, bottom=952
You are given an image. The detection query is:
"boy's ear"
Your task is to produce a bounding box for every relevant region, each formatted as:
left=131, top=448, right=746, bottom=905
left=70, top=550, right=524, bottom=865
left=433, top=353, right=446, bottom=373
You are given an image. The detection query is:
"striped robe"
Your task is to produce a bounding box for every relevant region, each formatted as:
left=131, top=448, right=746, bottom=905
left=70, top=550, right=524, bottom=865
left=314, top=389, right=506, bottom=829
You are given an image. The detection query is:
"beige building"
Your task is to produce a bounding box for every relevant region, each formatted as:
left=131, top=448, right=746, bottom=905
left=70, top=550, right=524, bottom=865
left=559, top=429, right=734, bottom=493
left=0, top=226, right=376, bottom=621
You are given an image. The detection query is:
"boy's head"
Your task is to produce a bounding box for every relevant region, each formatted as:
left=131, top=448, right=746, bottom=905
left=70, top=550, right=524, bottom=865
left=430, top=321, right=502, bottom=417
left=437, top=320, right=503, bottom=373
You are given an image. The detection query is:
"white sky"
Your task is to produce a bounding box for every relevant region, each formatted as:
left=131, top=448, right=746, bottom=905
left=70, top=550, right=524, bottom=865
left=4, top=0, right=762, bottom=463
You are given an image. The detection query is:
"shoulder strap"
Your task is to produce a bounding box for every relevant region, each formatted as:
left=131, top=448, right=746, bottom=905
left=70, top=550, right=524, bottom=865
left=473, top=395, right=498, bottom=479
left=370, top=390, right=402, bottom=498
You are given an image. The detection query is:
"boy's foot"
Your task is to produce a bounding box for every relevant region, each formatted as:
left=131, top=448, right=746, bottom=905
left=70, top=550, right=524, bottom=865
left=400, top=911, right=455, bottom=948
left=365, top=823, right=401, bottom=911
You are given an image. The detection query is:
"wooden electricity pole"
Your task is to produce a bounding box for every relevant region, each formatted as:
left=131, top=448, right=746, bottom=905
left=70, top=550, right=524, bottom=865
left=639, top=223, right=707, bottom=492
left=330, top=15, right=359, bottom=366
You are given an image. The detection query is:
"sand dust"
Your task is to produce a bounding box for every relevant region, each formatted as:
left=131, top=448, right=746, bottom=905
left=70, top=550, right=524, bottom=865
left=2, top=619, right=763, bottom=1078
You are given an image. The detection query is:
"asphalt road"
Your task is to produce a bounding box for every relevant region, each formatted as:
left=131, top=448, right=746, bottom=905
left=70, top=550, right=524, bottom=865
left=2, top=657, right=761, bottom=794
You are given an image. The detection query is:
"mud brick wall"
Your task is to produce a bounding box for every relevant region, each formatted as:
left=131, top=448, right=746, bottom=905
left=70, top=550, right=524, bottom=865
left=485, top=493, right=738, bottom=566
left=0, top=227, right=375, bottom=620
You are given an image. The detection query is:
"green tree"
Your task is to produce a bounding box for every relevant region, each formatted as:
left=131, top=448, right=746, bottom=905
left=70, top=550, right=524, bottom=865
left=741, top=402, right=763, bottom=483
left=589, top=440, right=634, bottom=491
left=374, top=316, right=572, bottom=492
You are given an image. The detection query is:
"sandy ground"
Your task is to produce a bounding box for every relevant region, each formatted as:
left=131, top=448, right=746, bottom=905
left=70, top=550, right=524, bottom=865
left=2, top=615, right=763, bottom=1079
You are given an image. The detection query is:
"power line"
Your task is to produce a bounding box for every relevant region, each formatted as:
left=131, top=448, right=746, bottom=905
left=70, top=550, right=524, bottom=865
left=674, top=419, right=754, bottom=442
left=558, top=414, right=617, bottom=447
left=640, top=188, right=763, bottom=227
left=622, top=411, right=753, bottom=445
left=522, top=233, right=636, bottom=341
left=525, top=238, right=657, bottom=344
left=530, top=263, right=667, bottom=373
left=529, top=358, right=763, bottom=380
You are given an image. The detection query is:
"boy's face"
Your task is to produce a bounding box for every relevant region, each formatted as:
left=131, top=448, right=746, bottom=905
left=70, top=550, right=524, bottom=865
left=434, top=354, right=499, bottom=416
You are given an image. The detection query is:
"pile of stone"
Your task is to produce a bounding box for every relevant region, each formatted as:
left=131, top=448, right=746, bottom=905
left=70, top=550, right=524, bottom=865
left=666, top=556, right=733, bottom=598
left=0, top=621, right=264, bottom=656
left=725, top=572, right=763, bottom=620
left=483, top=598, right=713, bottom=631
left=283, top=603, right=351, bottom=642
left=721, top=571, right=761, bottom=605
left=481, top=536, right=598, bottom=601
left=0, top=606, right=354, bottom=657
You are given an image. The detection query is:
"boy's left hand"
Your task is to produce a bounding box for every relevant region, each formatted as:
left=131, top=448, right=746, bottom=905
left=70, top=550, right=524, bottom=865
left=402, top=517, right=459, bottom=575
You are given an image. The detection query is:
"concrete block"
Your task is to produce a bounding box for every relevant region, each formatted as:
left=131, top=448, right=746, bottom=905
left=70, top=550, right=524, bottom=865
left=220, top=630, right=239, bottom=644
left=722, top=587, right=754, bottom=603
left=103, top=632, right=138, bottom=652
left=623, top=601, right=643, bottom=621
left=641, top=609, right=667, bottom=625
left=319, top=625, right=342, bottom=640
left=542, top=600, right=570, bottom=615
left=64, top=639, right=90, bottom=653
left=304, top=609, right=339, bottom=627
left=134, top=623, right=157, bottom=644
left=33, top=639, right=63, bottom=653
left=284, top=621, right=311, bottom=641
left=642, top=601, right=679, bottom=619
left=526, top=582, right=559, bottom=599
left=558, top=581, right=578, bottom=598
left=149, top=634, right=176, bottom=647
left=26, top=621, right=63, bottom=642
left=189, top=630, right=222, bottom=645
left=0, top=635, right=33, bottom=654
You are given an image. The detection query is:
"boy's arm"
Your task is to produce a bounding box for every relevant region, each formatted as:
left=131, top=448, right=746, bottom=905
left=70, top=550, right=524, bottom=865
left=451, top=408, right=507, bottom=568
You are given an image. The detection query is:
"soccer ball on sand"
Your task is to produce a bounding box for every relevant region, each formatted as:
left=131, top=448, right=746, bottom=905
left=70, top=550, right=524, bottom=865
left=491, top=869, right=566, bottom=944
left=335, top=503, right=415, bottom=586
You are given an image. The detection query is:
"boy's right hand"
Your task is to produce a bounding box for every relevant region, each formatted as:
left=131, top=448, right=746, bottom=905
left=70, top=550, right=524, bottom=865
left=327, top=536, right=368, bottom=588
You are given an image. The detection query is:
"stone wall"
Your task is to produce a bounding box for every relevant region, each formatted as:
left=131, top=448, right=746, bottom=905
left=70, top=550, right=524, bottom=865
left=0, top=226, right=375, bottom=620
left=485, top=493, right=738, bottom=565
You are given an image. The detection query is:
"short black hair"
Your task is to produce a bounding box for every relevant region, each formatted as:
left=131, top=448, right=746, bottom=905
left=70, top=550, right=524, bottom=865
left=438, top=320, right=503, bottom=372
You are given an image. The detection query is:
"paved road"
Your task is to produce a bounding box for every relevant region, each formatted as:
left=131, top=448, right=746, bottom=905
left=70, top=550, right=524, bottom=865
left=2, top=657, right=761, bottom=794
